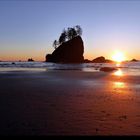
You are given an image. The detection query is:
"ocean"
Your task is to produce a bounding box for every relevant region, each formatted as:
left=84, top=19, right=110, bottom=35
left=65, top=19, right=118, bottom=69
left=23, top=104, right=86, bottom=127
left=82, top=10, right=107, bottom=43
left=0, top=61, right=140, bottom=76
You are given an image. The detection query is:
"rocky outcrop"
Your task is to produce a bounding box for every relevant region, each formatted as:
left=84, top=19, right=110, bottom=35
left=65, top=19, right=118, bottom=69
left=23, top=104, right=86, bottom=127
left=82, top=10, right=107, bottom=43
left=104, top=59, right=114, bottom=63
left=28, top=58, right=34, bottom=62
left=100, top=67, right=117, bottom=72
left=130, top=59, right=138, bottom=62
left=45, top=54, right=52, bottom=62
left=92, top=56, right=105, bottom=63
left=92, top=56, right=113, bottom=63
left=84, top=59, right=91, bottom=63
left=46, top=36, right=84, bottom=63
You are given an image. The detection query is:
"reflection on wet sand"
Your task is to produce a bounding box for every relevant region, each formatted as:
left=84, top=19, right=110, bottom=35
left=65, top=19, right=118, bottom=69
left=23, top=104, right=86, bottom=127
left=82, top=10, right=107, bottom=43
left=116, top=63, right=121, bottom=67
left=113, top=82, right=125, bottom=89
left=112, top=68, right=127, bottom=92
left=114, top=69, right=123, bottom=76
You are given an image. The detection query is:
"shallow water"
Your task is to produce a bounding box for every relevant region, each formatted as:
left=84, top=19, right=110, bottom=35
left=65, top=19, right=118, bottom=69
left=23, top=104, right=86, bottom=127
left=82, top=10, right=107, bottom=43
left=0, top=61, right=140, bottom=76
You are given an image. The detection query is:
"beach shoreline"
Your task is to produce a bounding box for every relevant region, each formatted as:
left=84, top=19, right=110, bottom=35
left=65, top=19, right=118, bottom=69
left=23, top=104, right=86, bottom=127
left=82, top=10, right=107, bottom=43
left=0, top=70, right=140, bottom=135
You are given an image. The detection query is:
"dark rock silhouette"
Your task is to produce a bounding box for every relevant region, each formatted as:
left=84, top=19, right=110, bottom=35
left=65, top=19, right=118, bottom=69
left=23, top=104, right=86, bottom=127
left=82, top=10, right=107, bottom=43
left=52, top=25, right=82, bottom=50
left=104, top=59, right=114, bottom=63
left=28, top=58, right=34, bottom=62
left=131, top=59, right=138, bottom=62
left=92, top=56, right=113, bottom=63
left=100, top=67, right=117, bottom=72
left=46, top=36, right=84, bottom=63
left=84, top=59, right=91, bottom=63
left=46, top=54, right=52, bottom=62
left=92, top=56, right=106, bottom=63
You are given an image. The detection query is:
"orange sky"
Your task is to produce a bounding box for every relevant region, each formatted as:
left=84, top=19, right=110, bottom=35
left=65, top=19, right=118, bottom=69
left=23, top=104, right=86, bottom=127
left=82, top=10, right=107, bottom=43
left=0, top=47, right=139, bottom=62
left=1, top=1, right=140, bottom=62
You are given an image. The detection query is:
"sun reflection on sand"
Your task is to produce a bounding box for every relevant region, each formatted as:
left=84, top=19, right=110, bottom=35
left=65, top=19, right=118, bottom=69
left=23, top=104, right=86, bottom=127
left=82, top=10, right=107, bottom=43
left=116, top=63, right=121, bottom=67
left=114, top=82, right=125, bottom=89
left=114, top=69, right=123, bottom=76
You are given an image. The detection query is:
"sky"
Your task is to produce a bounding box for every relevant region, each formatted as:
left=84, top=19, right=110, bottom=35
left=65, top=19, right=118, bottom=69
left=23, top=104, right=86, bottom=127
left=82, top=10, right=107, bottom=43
left=0, top=0, right=140, bottom=61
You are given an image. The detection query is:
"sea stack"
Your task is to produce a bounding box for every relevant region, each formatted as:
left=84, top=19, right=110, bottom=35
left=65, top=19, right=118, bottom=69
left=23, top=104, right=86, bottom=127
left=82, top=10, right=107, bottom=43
left=28, top=58, right=34, bottom=62
left=92, top=56, right=114, bottom=63
left=131, top=59, right=138, bottom=62
left=46, top=36, right=84, bottom=63
left=92, top=56, right=106, bottom=63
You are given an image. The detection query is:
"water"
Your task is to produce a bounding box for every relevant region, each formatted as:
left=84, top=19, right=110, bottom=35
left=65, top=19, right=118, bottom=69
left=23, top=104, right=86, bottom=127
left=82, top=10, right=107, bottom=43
left=0, top=61, right=140, bottom=75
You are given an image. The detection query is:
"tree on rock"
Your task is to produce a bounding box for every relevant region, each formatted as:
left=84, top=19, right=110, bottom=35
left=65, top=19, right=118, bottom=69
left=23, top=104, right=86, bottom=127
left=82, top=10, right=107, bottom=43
left=67, top=27, right=77, bottom=40
left=52, top=25, right=82, bottom=49
left=75, top=25, right=82, bottom=36
left=59, top=29, right=67, bottom=44
left=53, top=40, right=58, bottom=49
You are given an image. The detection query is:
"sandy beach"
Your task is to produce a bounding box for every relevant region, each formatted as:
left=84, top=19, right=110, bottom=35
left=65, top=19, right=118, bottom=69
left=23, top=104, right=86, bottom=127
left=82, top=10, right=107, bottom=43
left=0, top=70, right=140, bottom=135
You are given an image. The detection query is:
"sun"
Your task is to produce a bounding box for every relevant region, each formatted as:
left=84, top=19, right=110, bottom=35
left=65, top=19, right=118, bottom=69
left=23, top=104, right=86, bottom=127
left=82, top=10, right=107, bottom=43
left=112, top=51, right=125, bottom=62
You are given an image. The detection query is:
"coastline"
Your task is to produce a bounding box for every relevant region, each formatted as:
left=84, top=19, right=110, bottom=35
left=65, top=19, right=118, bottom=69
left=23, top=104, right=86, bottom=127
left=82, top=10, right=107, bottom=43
left=0, top=70, right=140, bottom=135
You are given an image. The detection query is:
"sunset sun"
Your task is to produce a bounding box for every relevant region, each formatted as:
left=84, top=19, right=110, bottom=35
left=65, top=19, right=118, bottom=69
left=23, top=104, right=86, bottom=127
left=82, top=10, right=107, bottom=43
left=112, top=51, right=125, bottom=62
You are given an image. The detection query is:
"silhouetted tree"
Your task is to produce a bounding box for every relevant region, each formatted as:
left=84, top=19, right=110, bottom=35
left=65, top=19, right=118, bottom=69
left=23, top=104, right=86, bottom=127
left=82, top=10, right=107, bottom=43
left=59, top=29, right=67, bottom=44
left=71, top=27, right=77, bottom=38
left=67, top=28, right=72, bottom=40
left=62, top=29, right=67, bottom=39
left=52, top=25, right=83, bottom=48
left=67, top=27, right=77, bottom=40
left=53, top=40, right=58, bottom=49
left=75, top=25, right=82, bottom=36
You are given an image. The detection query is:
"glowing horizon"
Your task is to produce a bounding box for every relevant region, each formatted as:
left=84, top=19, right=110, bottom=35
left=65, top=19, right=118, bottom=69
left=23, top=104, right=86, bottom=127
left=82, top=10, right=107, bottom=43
left=1, top=1, right=140, bottom=61
left=111, top=51, right=125, bottom=62
left=0, top=48, right=139, bottom=62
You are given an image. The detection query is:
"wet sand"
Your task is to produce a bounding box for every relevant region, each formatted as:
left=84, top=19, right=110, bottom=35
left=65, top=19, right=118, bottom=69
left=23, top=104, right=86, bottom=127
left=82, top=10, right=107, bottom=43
left=0, top=70, right=140, bottom=135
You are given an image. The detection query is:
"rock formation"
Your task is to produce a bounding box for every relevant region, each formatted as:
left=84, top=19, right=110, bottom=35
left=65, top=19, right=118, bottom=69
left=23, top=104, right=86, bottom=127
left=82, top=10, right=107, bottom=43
left=84, top=59, right=91, bottom=63
left=131, top=59, right=138, bottom=62
left=28, top=58, right=34, bottom=62
left=92, top=56, right=106, bottom=63
left=92, top=56, right=113, bottom=63
left=46, top=36, right=84, bottom=63
left=100, top=67, right=117, bottom=72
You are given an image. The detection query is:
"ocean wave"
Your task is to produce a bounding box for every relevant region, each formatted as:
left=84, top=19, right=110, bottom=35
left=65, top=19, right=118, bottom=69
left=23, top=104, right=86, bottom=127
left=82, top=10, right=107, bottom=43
left=0, top=62, right=140, bottom=71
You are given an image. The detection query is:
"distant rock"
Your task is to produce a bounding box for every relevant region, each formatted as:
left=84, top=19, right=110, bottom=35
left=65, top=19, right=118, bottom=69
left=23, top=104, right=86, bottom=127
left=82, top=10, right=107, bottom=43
left=105, top=59, right=114, bottom=63
left=46, top=36, right=84, bottom=63
left=92, top=56, right=106, bottom=63
left=131, top=59, right=138, bottom=62
left=84, top=59, right=91, bottom=63
left=28, top=58, right=34, bottom=62
left=92, top=56, right=113, bottom=63
left=100, top=67, right=117, bottom=72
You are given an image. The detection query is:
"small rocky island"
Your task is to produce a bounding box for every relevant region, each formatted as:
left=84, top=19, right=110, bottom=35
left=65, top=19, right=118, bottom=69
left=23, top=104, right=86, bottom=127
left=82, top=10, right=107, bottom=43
left=46, top=25, right=84, bottom=63
left=84, top=56, right=114, bottom=63
left=130, top=59, right=138, bottom=62
left=28, top=58, right=34, bottom=62
left=92, top=56, right=113, bottom=63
